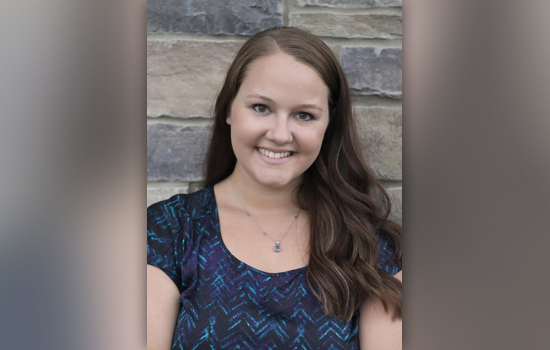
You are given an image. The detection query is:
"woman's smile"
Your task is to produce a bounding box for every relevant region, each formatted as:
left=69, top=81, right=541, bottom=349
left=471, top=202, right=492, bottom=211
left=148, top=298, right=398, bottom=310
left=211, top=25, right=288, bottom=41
left=255, top=147, right=295, bottom=164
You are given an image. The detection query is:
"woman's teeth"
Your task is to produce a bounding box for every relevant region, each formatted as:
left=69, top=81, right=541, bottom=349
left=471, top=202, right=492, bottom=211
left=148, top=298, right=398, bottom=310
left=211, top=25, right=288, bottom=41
left=257, top=148, right=292, bottom=159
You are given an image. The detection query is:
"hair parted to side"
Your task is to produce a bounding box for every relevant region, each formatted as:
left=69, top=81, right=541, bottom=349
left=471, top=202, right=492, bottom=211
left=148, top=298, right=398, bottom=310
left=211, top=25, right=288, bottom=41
left=202, top=26, right=402, bottom=322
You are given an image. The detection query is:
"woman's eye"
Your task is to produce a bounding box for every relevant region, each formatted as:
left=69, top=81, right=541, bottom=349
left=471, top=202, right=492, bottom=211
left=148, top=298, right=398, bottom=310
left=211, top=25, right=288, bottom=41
left=295, top=112, right=314, bottom=121
left=252, top=104, right=270, bottom=114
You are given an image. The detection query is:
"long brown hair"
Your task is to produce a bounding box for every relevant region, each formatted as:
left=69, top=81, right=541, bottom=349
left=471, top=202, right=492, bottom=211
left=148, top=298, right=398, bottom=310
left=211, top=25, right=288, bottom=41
left=202, top=27, right=402, bottom=322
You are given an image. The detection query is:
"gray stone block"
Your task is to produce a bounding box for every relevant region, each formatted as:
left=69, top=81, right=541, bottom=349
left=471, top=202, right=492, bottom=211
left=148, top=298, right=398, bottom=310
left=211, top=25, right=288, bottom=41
left=147, top=123, right=211, bottom=181
left=290, top=13, right=401, bottom=39
left=147, top=40, right=243, bottom=119
left=355, top=107, right=402, bottom=181
left=386, top=187, right=402, bottom=225
left=295, top=0, right=401, bottom=8
left=342, top=47, right=402, bottom=99
left=147, top=184, right=190, bottom=207
left=147, top=0, right=283, bottom=35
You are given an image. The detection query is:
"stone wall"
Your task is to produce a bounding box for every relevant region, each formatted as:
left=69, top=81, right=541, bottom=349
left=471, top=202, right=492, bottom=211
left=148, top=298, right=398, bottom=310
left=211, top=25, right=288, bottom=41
left=147, top=0, right=402, bottom=224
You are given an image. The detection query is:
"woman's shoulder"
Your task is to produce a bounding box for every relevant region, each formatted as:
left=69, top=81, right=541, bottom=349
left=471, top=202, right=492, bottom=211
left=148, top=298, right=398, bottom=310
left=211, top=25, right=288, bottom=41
left=147, top=186, right=216, bottom=223
left=376, top=231, right=402, bottom=276
left=147, top=186, right=217, bottom=290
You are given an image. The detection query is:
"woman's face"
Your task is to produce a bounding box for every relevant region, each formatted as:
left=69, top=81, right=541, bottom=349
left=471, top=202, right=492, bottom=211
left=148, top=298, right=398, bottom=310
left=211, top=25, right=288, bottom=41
left=227, top=51, right=330, bottom=189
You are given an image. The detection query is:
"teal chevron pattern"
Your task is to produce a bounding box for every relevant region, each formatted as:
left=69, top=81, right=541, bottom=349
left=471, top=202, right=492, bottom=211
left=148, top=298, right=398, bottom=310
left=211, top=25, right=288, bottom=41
left=147, top=187, right=401, bottom=349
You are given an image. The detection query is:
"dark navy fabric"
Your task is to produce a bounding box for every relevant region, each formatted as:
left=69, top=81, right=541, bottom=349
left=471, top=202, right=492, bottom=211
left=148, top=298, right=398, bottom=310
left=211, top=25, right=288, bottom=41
left=147, top=186, right=401, bottom=349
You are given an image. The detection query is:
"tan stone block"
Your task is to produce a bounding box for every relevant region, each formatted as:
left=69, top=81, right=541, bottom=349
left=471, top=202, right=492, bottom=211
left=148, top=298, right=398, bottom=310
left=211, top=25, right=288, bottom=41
left=355, top=107, right=402, bottom=180
left=189, top=182, right=205, bottom=193
left=386, top=187, right=402, bottom=226
left=147, top=184, right=190, bottom=207
left=290, top=13, right=401, bottom=39
left=147, top=40, right=244, bottom=119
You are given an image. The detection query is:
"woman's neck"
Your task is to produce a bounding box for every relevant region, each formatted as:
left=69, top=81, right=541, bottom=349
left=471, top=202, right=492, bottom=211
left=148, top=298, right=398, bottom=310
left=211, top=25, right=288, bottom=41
left=228, top=166, right=302, bottom=215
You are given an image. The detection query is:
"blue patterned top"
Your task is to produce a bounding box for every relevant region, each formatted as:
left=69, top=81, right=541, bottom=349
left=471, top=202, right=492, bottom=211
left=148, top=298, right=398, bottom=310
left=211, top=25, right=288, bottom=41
left=147, top=186, right=401, bottom=349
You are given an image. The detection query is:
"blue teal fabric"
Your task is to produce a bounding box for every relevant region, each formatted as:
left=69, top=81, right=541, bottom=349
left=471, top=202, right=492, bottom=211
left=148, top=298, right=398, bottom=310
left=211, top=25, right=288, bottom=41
left=147, top=186, right=401, bottom=349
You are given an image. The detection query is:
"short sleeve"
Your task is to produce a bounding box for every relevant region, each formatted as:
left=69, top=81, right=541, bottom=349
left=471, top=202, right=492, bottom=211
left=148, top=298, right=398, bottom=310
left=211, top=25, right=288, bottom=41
left=147, top=197, right=189, bottom=293
left=376, top=234, right=402, bottom=276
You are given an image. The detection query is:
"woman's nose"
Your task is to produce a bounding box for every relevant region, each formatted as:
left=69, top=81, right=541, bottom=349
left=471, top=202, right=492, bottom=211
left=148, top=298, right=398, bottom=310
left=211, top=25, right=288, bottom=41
left=265, top=115, right=293, bottom=144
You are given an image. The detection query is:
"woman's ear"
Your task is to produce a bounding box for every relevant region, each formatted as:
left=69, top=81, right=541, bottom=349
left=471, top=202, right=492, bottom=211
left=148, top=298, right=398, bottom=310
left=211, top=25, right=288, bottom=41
left=226, top=115, right=231, bottom=125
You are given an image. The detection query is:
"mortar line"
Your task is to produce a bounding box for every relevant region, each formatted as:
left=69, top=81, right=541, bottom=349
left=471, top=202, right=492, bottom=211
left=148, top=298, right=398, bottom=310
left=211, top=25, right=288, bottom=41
left=147, top=117, right=214, bottom=127
left=282, top=0, right=290, bottom=26
left=352, top=96, right=403, bottom=108
left=147, top=34, right=249, bottom=42
left=146, top=34, right=401, bottom=48
left=380, top=180, right=403, bottom=189
left=288, top=7, right=402, bottom=16
left=147, top=181, right=191, bottom=188
left=321, top=38, right=402, bottom=47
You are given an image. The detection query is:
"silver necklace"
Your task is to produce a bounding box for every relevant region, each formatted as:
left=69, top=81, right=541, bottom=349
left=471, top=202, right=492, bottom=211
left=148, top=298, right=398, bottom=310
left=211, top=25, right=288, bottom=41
left=230, top=175, right=300, bottom=252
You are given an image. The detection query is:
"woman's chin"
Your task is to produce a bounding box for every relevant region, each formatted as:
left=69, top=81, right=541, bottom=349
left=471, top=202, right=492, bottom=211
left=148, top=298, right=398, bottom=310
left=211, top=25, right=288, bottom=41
left=259, top=179, right=289, bottom=189
left=255, top=174, right=302, bottom=189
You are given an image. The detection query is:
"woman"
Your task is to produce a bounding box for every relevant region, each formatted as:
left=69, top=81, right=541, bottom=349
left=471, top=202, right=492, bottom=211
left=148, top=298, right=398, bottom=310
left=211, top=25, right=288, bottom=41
left=147, top=27, right=402, bottom=350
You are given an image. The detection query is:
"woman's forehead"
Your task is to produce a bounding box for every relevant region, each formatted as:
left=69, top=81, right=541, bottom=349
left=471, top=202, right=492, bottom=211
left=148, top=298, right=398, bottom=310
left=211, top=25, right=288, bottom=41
left=239, top=52, right=330, bottom=106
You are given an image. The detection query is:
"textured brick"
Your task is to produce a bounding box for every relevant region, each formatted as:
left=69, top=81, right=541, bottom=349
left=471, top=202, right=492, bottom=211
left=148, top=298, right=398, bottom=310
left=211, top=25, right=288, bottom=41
left=147, top=0, right=282, bottom=35
left=147, top=123, right=211, bottom=181
left=355, top=107, right=402, bottom=180
left=147, top=40, right=243, bottom=119
left=386, top=187, right=402, bottom=225
left=290, top=13, right=401, bottom=39
left=147, top=184, right=190, bottom=207
left=295, top=0, right=401, bottom=8
left=342, top=47, right=402, bottom=99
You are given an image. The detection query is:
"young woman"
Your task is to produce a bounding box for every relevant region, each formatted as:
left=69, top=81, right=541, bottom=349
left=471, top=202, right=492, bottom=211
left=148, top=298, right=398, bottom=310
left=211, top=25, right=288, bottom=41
left=147, top=27, right=402, bottom=350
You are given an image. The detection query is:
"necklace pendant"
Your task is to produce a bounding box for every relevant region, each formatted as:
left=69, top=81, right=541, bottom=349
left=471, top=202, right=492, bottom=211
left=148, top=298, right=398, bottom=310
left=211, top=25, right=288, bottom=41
left=274, top=240, right=282, bottom=252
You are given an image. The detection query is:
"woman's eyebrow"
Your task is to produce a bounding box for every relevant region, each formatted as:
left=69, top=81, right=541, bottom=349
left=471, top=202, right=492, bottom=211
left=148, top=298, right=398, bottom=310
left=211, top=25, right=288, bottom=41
left=246, top=93, right=323, bottom=112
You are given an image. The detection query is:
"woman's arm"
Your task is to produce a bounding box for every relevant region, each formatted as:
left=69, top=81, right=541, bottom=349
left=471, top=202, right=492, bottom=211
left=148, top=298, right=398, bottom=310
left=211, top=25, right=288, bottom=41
left=359, top=271, right=402, bottom=350
left=147, top=265, right=181, bottom=350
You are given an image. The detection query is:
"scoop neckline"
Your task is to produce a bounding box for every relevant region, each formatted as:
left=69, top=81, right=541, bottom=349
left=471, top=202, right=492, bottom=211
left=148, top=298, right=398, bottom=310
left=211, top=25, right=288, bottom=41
left=208, top=185, right=309, bottom=277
